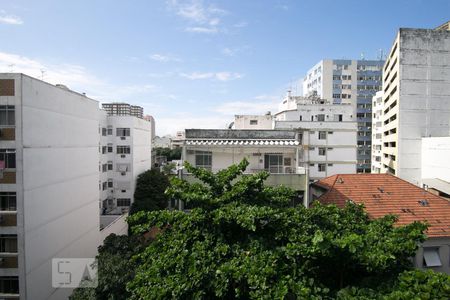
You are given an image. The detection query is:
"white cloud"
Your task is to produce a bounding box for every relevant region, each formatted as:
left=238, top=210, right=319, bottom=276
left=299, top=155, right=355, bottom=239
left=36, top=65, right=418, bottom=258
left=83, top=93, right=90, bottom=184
left=0, top=11, right=23, bottom=25
left=149, top=53, right=181, bottom=62
left=180, top=71, right=243, bottom=81
left=221, top=47, right=235, bottom=56
left=167, top=0, right=226, bottom=34
left=185, top=26, right=218, bottom=34
left=233, top=21, right=248, bottom=28
left=0, top=51, right=157, bottom=101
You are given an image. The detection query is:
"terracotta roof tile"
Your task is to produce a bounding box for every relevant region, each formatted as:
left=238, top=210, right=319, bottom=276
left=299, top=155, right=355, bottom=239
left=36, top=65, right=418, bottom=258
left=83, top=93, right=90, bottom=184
left=315, top=174, right=450, bottom=238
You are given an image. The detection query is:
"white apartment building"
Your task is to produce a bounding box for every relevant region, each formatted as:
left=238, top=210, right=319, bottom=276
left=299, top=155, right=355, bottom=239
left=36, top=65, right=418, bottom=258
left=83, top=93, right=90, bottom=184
left=99, top=113, right=152, bottom=215
left=0, top=74, right=100, bottom=299
left=371, top=91, right=383, bottom=173
left=274, top=94, right=357, bottom=180
left=302, top=59, right=384, bottom=173
left=381, top=23, right=450, bottom=185
left=182, top=129, right=307, bottom=204
left=102, top=102, right=144, bottom=119
left=0, top=74, right=152, bottom=299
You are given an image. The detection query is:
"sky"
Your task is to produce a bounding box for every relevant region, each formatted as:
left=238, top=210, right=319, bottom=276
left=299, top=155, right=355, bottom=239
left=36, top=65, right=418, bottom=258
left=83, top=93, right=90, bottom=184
left=0, top=0, right=449, bottom=136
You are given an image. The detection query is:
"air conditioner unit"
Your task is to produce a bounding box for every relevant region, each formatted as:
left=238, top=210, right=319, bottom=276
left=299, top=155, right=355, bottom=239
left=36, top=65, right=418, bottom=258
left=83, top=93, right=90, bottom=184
left=120, top=154, right=126, bottom=158
left=121, top=172, right=126, bottom=176
left=120, top=137, right=126, bottom=140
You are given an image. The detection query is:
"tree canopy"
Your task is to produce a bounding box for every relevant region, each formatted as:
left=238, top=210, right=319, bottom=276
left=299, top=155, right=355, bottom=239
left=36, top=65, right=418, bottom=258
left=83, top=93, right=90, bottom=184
left=129, top=169, right=170, bottom=215
left=126, top=159, right=449, bottom=299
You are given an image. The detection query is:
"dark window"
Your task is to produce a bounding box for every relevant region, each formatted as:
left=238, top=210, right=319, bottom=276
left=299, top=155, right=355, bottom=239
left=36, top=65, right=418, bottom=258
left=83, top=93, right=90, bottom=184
left=116, top=128, right=130, bottom=137
left=0, top=149, right=16, bottom=168
left=195, top=151, right=212, bottom=170
left=117, top=146, right=131, bottom=154
left=0, top=106, right=15, bottom=126
left=117, top=198, right=131, bottom=207
left=0, top=192, right=16, bottom=211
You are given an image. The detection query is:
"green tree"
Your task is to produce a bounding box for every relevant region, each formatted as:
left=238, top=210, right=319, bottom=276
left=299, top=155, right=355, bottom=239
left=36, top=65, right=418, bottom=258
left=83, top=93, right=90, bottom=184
left=154, top=147, right=181, bottom=161
left=126, top=159, right=441, bottom=299
left=130, top=169, right=170, bottom=215
left=70, top=234, right=143, bottom=300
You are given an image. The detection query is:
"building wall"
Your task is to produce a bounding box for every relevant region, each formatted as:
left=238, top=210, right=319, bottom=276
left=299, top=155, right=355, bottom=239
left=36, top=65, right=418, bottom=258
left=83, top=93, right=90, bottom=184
left=415, top=237, right=450, bottom=275
left=2, top=74, right=101, bottom=300
left=234, top=115, right=273, bottom=130
left=382, top=28, right=450, bottom=185
left=421, top=137, right=450, bottom=183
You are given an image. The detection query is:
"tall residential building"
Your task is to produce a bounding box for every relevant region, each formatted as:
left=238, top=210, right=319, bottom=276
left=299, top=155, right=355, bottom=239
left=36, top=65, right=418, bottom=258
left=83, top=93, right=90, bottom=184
left=102, top=102, right=144, bottom=118
left=99, top=112, right=152, bottom=215
left=302, top=59, right=384, bottom=173
left=274, top=94, right=357, bottom=179
left=0, top=74, right=152, bottom=299
left=371, top=91, right=384, bottom=173
left=380, top=23, right=450, bottom=185
left=0, top=74, right=100, bottom=299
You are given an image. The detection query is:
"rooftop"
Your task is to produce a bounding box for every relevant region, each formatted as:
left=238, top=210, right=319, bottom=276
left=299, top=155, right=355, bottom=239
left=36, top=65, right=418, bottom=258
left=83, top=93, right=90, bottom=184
left=314, top=174, right=450, bottom=238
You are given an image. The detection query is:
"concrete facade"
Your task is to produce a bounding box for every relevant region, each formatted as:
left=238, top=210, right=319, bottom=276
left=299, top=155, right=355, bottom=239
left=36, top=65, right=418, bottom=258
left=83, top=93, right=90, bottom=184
left=381, top=27, right=450, bottom=185
left=302, top=59, right=384, bottom=173
left=371, top=91, right=384, bottom=173
left=274, top=95, right=357, bottom=180
left=233, top=114, right=273, bottom=130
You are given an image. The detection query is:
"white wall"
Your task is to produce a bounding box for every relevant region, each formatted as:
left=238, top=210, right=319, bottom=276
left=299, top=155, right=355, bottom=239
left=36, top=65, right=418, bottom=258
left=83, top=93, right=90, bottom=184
left=421, top=137, right=450, bottom=183
left=18, top=75, right=100, bottom=300
left=234, top=115, right=273, bottom=130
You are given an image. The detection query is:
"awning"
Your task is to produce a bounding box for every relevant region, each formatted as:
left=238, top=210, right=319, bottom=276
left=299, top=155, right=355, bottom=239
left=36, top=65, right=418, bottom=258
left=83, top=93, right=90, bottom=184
left=423, top=248, right=442, bottom=267
left=185, top=140, right=300, bottom=146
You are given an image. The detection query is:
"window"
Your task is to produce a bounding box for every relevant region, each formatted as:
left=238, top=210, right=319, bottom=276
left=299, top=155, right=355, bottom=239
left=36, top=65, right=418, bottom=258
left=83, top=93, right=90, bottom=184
left=309, top=163, right=315, bottom=167
left=117, top=198, right=131, bottom=207
left=117, top=163, right=130, bottom=172
left=334, top=114, right=343, bottom=122
left=102, top=128, right=107, bottom=136
left=0, top=106, right=15, bottom=126
left=299, top=115, right=302, bottom=121
left=283, top=157, right=291, bottom=166
left=0, top=149, right=16, bottom=168
left=195, top=151, right=212, bottom=170
left=107, top=179, right=113, bottom=188
left=107, top=144, right=113, bottom=153
left=0, top=79, right=15, bottom=96
left=107, top=161, right=113, bottom=170
left=333, top=93, right=341, bottom=99
left=0, top=235, right=17, bottom=253
left=423, top=248, right=442, bottom=267
left=309, top=147, right=315, bottom=151
left=250, top=120, right=258, bottom=125
left=327, top=163, right=333, bottom=166
left=318, top=131, right=327, bottom=140
left=264, top=154, right=283, bottom=173
left=102, top=164, right=107, bottom=172
left=102, top=182, right=107, bottom=190
left=317, top=114, right=325, bottom=121
left=318, top=148, right=326, bottom=156
left=0, top=276, right=19, bottom=294
left=318, top=163, right=326, bottom=172
left=117, top=146, right=131, bottom=154
left=107, top=126, right=113, bottom=135
left=116, top=128, right=130, bottom=137
left=102, top=146, right=107, bottom=154
left=0, top=193, right=16, bottom=211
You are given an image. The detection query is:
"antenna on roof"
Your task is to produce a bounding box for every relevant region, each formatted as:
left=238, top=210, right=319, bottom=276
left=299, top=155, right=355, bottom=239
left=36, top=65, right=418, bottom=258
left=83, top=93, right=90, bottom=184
left=40, top=69, right=46, bottom=80
left=378, top=49, right=384, bottom=61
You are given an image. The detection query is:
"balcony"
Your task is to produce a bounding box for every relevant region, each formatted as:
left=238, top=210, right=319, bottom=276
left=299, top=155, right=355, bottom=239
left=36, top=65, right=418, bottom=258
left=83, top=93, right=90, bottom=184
left=0, top=256, right=18, bottom=268
left=0, top=213, right=16, bottom=227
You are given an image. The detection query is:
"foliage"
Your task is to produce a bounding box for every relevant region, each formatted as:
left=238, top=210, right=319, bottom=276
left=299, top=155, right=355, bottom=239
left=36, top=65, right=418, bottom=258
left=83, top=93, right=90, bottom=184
left=337, top=269, right=450, bottom=299
left=130, top=169, right=170, bottom=215
left=70, top=234, right=143, bottom=300
left=154, top=147, right=181, bottom=161
left=161, top=162, right=176, bottom=176
left=126, top=159, right=438, bottom=299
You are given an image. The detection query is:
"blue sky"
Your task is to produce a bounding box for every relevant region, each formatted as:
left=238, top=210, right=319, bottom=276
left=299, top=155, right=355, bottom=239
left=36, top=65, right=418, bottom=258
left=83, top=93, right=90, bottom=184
left=0, top=0, right=449, bottom=135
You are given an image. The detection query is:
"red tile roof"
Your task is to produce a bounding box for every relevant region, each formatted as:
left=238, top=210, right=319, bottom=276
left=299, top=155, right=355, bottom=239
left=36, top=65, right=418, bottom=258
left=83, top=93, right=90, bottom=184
left=315, top=174, right=450, bottom=238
